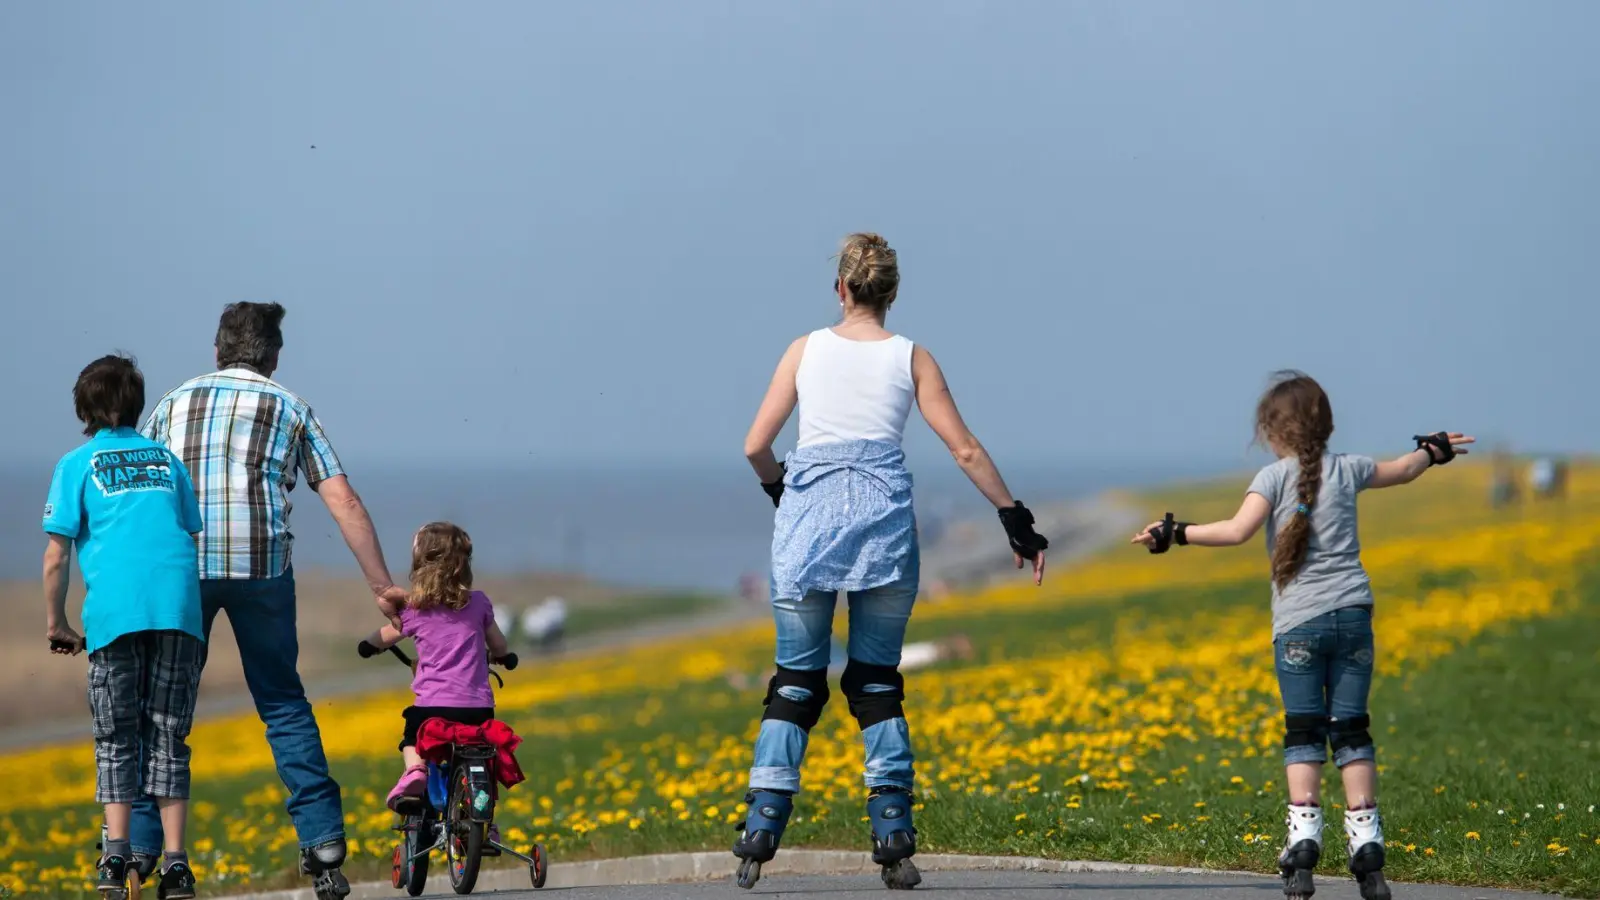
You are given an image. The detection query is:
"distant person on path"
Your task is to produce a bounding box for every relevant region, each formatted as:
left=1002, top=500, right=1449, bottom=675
left=1489, top=447, right=1518, bottom=508
left=1530, top=456, right=1567, bottom=500
left=520, top=596, right=567, bottom=651
left=1132, top=370, right=1472, bottom=900
left=730, top=233, right=1050, bottom=890
left=1530, top=457, right=1555, bottom=496
left=43, top=355, right=206, bottom=900
left=131, top=302, right=408, bottom=900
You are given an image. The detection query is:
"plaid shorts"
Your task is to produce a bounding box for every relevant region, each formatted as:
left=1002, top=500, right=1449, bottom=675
left=88, top=630, right=206, bottom=805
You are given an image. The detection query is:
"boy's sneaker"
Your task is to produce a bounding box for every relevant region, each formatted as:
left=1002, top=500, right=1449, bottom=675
left=157, top=861, right=197, bottom=900
left=97, top=854, right=129, bottom=898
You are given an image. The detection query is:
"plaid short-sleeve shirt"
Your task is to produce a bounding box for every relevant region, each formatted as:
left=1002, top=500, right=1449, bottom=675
left=141, top=367, right=345, bottom=580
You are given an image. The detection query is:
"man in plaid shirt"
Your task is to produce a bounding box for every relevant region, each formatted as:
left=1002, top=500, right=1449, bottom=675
left=129, top=301, right=405, bottom=900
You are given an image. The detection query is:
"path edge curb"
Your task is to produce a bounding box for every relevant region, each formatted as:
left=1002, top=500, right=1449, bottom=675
left=214, top=850, right=1271, bottom=900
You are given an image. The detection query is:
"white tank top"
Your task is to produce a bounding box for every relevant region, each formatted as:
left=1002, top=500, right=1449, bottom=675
left=795, top=328, right=916, bottom=449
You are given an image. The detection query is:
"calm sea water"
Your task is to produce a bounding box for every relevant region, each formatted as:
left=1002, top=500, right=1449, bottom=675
left=0, top=457, right=1235, bottom=592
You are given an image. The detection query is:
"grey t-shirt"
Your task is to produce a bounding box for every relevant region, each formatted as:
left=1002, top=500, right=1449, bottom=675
left=1248, top=452, right=1378, bottom=637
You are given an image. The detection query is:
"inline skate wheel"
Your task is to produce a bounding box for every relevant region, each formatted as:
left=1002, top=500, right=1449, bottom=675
left=1281, top=867, right=1315, bottom=899
left=1356, top=871, right=1390, bottom=900
left=735, top=858, right=762, bottom=889
left=881, top=858, right=921, bottom=890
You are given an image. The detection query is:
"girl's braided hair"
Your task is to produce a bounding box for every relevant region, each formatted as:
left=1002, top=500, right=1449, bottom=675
left=1255, top=371, right=1334, bottom=589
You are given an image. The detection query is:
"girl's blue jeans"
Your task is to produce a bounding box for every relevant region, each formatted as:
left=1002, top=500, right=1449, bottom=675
left=1275, top=605, right=1378, bottom=768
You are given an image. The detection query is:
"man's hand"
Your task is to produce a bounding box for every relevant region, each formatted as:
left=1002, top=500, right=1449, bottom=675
left=376, top=584, right=408, bottom=629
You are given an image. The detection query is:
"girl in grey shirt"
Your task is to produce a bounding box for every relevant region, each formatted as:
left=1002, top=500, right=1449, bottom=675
left=1131, top=370, right=1471, bottom=900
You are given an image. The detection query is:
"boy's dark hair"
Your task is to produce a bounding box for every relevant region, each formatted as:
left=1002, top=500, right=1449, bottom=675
left=74, top=354, right=146, bottom=436
left=215, top=301, right=286, bottom=372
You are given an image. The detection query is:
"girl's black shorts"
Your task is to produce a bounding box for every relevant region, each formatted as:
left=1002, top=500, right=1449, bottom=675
left=400, top=705, right=495, bottom=751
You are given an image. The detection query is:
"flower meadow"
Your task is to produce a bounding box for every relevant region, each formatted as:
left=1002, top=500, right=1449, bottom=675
left=5, top=463, right=1600, bottom=897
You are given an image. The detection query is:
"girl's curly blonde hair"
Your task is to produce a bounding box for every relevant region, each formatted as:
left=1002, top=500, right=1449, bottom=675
left=409, top=521, right=473, bottom=611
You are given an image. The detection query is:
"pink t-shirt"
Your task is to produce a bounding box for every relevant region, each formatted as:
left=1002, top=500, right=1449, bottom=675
left=400, top=590, right=496, bottom=708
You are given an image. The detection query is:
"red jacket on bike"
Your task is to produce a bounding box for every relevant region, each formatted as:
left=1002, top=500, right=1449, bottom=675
left=414, top=718, right=526, bottom=787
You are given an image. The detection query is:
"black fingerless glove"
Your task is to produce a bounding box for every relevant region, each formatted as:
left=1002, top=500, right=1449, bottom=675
left=357, top=639, right=381, bottom=658
left=761, top=464, right=786, bottom=508
left=1413, top=432, right=1456, bottom=467
left=1144, top=513, right=1192, bottom=554
left=997, top=501, right=1050, bottom=560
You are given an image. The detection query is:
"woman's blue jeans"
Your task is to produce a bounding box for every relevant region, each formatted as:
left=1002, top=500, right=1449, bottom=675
left=749, top=575, right=918, bottom=795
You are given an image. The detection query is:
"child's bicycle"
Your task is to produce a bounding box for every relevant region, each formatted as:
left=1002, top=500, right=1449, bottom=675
left=358, top=642, right=549, bottom=896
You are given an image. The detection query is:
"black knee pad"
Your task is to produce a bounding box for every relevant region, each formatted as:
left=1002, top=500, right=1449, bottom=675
left=1284, top=713, right=1328, bottom=749
left=761, top=666, right=830, bottom=731
left=840, top=659, right=906, bottom=730
left=1328, top=714, right=1373, bottom=754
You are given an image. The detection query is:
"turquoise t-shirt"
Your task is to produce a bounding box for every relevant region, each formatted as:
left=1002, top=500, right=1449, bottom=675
left=42, top=428, right=206, bottom=654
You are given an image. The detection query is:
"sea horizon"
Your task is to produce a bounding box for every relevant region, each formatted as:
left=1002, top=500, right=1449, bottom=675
left=0, top=455, right=1250, bottom=591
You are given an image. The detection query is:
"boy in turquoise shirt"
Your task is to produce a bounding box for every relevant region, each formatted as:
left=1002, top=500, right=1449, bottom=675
left=44, top=355, right=206, bottom=900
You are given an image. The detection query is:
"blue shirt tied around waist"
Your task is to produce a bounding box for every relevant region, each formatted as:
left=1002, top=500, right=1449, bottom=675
left=770, top=439, right=917, bottom=601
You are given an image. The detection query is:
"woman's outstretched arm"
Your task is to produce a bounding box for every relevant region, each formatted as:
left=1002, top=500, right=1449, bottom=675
left=913, top=345, right=1015, bottom=509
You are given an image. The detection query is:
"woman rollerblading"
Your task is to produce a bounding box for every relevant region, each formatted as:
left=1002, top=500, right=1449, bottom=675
left=1133, top=371, right=1470, bottom=900
left=732, top=232, right=1048, bottom=890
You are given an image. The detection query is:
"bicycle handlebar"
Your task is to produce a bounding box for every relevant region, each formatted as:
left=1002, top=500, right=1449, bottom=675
left=357, top=641, right=514, bottom=673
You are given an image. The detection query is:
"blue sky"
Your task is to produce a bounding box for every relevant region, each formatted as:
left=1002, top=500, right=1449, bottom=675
left=3, top=1, right=1594, bottom=471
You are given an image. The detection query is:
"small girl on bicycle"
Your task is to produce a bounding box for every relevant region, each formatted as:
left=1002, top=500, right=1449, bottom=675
left=1132, top=370, right=1471, bottom=900
left=358, top=522, right=513, bottom=819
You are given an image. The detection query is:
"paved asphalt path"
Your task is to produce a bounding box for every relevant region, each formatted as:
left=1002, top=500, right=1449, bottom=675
left=472, top=868, right=1552, bottom=900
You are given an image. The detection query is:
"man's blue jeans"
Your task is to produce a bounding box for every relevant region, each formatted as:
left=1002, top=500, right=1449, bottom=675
left=749, top=575, right=918, bottom=795
left=130, top=568, right=345, bottom=855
